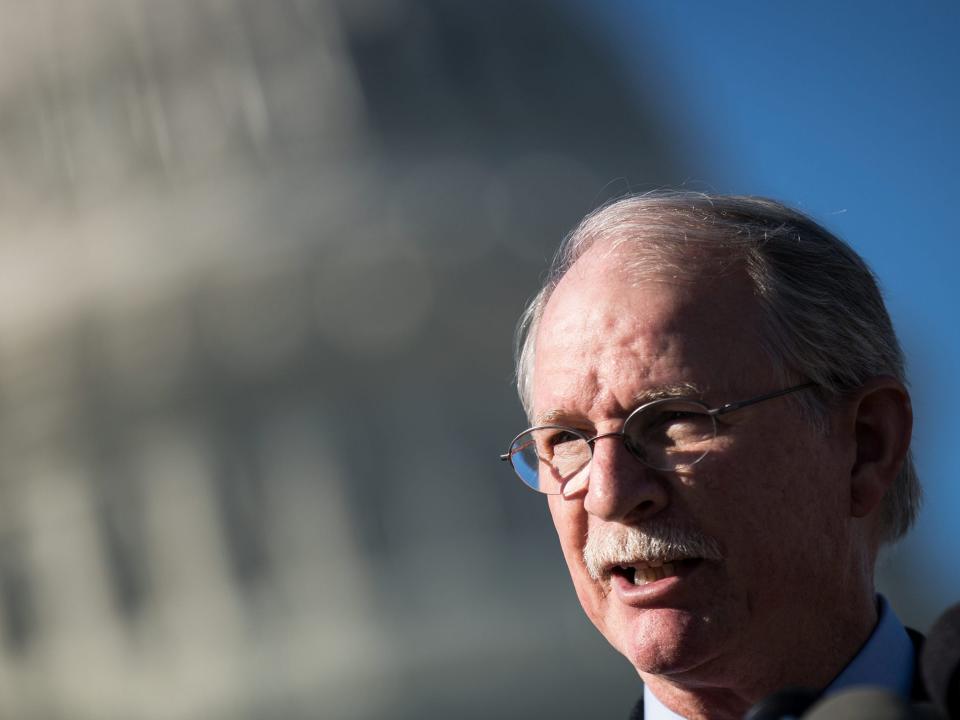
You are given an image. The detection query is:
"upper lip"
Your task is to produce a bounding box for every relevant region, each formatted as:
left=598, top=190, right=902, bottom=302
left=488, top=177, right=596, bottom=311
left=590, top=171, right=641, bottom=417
left=604, top=556, right=692, bottom=575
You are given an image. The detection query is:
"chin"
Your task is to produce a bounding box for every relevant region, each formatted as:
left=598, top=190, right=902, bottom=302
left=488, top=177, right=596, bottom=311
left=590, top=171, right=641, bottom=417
left=605, top=606, right=722, bottom=678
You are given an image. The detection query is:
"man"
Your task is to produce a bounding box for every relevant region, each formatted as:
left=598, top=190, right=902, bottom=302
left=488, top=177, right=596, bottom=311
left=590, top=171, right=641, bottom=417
left=501, top=193, right=921, bottom=719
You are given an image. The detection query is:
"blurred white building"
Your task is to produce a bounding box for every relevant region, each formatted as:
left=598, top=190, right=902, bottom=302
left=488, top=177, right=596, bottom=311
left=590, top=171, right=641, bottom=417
left=0, top=1, right=689, bottom=718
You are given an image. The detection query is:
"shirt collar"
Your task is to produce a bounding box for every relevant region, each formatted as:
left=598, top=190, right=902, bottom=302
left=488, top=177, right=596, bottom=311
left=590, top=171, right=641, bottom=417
left=823, top=594, right=914, bottom=698
left=643, top=684, right=686, bottom=720
left=642, top=595, right=914, bottom=720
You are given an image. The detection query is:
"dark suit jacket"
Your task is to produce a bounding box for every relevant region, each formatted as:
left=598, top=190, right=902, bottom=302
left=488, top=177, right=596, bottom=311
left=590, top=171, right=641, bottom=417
left=627, top=629, right=928, bottom=719
left=907, top=627, right=930, bottom=703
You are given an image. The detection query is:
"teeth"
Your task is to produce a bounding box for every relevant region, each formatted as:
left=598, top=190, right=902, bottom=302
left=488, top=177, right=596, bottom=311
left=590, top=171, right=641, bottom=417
left=633, top=566, right=664, bottom=585
left=628, top=560, right=683, bottom=585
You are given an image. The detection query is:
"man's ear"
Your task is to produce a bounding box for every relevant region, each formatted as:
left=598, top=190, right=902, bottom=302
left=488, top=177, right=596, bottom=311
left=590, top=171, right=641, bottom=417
left=846, top=376, right=913, bottom=519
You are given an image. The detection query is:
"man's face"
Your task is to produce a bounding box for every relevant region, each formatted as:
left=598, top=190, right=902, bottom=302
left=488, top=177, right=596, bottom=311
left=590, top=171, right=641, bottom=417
left=531, top=246, right=857, bottom=687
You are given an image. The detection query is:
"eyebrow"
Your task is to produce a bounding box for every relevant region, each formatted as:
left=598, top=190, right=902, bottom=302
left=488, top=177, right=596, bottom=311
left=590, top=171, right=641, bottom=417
left=534, top=381, right=705, bottom=426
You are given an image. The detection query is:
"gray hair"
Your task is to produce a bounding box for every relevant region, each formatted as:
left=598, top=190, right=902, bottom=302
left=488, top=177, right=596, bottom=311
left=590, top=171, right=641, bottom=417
left=515, top=191, right=919, bottom=544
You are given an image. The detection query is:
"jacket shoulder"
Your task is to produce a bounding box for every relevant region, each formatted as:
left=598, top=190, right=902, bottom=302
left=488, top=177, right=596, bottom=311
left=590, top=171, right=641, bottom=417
left=906, top=626, right=929, bottom=703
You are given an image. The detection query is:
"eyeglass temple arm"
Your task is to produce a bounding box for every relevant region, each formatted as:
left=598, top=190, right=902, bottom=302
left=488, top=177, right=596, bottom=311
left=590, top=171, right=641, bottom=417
left=712, top=381, right=817, bottom=416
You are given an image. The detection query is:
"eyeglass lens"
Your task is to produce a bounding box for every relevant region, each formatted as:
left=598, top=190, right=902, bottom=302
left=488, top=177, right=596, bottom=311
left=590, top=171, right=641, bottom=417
left=508, top=399, right=717, bottom=494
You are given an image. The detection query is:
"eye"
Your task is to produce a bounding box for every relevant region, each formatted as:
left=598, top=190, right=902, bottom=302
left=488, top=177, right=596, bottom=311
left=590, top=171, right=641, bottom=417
left=628, top=401, right=714, bottom=444
left=655, top=410, right=702, bottom=427
left=637, top=409, right=701, bottom=433
left=545, top=428, right=582, bottom=448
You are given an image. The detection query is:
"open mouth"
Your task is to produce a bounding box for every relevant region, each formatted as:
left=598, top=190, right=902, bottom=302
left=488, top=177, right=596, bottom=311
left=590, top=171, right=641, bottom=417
left=609, top=558, right=702, bottom=586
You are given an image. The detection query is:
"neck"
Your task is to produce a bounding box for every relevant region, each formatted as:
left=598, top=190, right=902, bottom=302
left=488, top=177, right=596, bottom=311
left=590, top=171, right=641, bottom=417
left=640, top=592, right=879, bottom=720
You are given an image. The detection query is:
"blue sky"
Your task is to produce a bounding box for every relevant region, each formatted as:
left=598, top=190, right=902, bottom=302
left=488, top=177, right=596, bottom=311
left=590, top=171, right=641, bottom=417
left=593, top=1, right=959, bottom=625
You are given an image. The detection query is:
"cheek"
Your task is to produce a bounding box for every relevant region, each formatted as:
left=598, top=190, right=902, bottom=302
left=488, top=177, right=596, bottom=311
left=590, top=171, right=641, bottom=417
left=704, top=446, right=849, bottom=599
left=548, top=497, right=606, bottom=614
left=547, top=496, right=588, bottom=566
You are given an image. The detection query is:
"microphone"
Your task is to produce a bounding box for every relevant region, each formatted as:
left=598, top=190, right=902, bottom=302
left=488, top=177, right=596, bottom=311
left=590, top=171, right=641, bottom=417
left=803, top=687, right=941, bottom=719
left=923, top=602, right=960, bottom=720
left=743, top=687, right=820, bottom=719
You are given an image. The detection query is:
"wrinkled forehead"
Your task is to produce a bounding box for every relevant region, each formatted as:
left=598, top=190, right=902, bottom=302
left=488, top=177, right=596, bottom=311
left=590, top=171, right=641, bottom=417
left=543, top=240, right=760, bottom=331
left=533, top=243, right=768, bottom=402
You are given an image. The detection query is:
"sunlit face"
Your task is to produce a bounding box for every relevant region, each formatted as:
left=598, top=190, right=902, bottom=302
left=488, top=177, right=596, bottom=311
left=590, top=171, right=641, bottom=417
left=532, top=245, right=858, bottom=688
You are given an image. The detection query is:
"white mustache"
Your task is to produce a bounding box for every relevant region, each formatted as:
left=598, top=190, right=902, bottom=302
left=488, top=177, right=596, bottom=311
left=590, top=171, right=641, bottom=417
left=583, top=521, right=724, bottom=581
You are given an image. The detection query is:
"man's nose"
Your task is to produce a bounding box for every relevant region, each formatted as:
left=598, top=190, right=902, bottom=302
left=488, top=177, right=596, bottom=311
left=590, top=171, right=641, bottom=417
left=582, top=433, right=669, bottom=522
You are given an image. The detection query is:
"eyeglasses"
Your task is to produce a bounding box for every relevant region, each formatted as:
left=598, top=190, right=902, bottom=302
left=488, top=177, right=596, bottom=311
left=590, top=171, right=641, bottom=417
left=501, top=382, right=816, bottom=495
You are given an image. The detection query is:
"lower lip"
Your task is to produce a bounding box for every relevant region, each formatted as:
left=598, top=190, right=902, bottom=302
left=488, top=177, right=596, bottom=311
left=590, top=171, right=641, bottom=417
left=609, top=561, right=706, bottom=605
